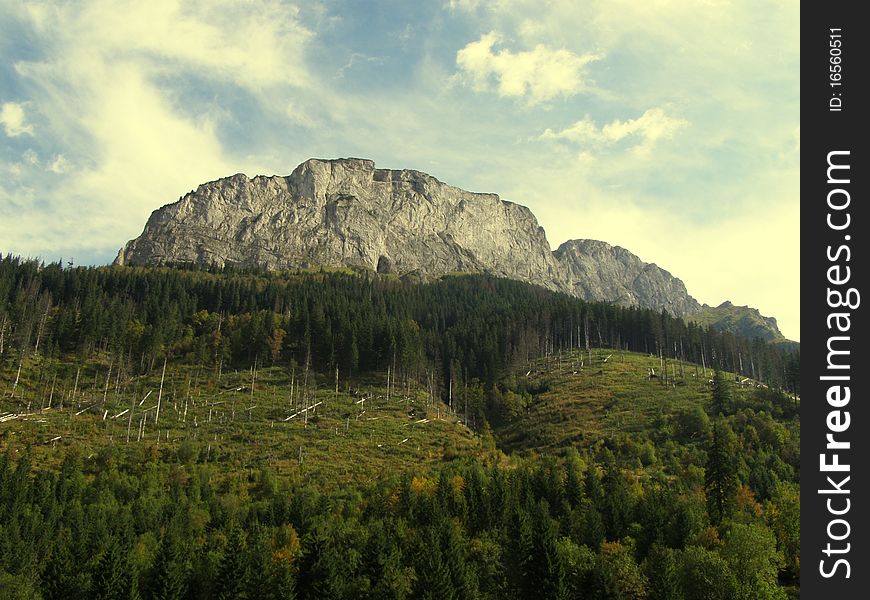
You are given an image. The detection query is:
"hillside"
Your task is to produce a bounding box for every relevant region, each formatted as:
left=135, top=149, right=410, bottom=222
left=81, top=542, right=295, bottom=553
left=0, top=355, right=482, bottom=488
left=490, top=349, right=797, bottom=455
left=0, top=259, right=800, bottom=598
left=689, top=301, right=789, bottom=344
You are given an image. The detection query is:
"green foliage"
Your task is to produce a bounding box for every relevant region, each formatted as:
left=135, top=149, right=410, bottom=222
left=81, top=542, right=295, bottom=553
left=674, top=406, right=711, bottom=442
left=0, top=260, right=800, bottom=598
left=215, top=526, right=248, bottom=600
left=92, top=539, right=133, bottom=600
left=643, top=544, right=682, bottom=600
left=704, top=421, right=738, bottom=525
left=720, top=523, right=785, bottom=600
left=0, top=437, right=798, bottom=599
left=677, top=546, right=739, bottom=600
left=710, top=369, right=731, bottom=416
left=766, top=481, right=800, bottom=578
left=592, top=541, right=648, bottom=600
left=527, top=500, right=568, bottom=600
left=0, top=257, right=797, bottom=397
left=149, top=533, right=188, bottom=600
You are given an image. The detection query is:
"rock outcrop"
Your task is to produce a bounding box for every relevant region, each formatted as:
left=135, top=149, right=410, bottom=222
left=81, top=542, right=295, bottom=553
left=690, top=301, right=787, bottom=343
left=117, top=158, right=566, bottom=293
left=116, top=157, right=784, bottom=338
left=554, top=239, right=701, bottom=316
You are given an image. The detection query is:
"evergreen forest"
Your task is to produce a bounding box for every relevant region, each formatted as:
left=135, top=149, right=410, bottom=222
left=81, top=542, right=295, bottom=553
left=0, top=256, right=800, bottom=599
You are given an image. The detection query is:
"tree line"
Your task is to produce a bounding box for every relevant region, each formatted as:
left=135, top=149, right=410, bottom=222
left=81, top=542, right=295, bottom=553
left=0, top=255, right=799, bottom=405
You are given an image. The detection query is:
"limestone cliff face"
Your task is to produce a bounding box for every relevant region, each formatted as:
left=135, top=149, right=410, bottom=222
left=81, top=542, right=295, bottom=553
left=117, top=158, right=566, bottom=293
left=554, top=239, right=702, bottom=317
left=117, top=157, right=770, bottom=327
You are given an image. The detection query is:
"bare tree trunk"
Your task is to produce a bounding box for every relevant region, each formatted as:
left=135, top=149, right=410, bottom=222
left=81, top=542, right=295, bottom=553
left=155, top=357, right=166, bottom=425
left=126, top=391, right=138, bottom=443
left=71, top=367, right=80, bottom=407
left=11, top=355, right=23, bottom=398
left=250, top=358, right=257, bottom=420
left=102, top=362, right=112, bottom=412
left=0, top=313, right=7, bottom=355
left=34, top=299, right=51, bottom=355
left=701, top=344, right=708, bottom=378
left=48, top=374, right=56, bottom=409
left=290, top=367, right=296, bottom=412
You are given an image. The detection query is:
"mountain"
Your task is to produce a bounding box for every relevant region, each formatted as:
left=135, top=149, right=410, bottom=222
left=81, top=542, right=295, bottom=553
left=691, top=301, right=790, bottom=343
left=115, top=158, right=566, bottom=294
left=115, top=157, right=784, bottom=337
left=554, top=239, right=701, bottom=317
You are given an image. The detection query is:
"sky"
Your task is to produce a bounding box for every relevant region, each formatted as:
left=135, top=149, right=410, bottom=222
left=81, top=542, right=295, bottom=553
left=0, top=0, right=799, bottom=339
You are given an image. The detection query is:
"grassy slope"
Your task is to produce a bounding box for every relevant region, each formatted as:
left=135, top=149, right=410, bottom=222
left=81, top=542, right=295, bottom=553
left=494, top=349, right=763, bottom=453
left=0, top=355, right=482, bottom=488
left=1, top=348, right=786, bottom=484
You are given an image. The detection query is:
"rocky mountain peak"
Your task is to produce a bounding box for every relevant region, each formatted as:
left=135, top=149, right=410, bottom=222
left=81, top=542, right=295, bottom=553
left=114, top=157, right=786, bottom=340
left=116, top=158, right=564, bottom=293
left=554, top=239, right=701, bottom=317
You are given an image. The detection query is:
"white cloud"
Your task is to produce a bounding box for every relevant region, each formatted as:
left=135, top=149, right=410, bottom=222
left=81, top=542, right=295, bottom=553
left=447, top=0, right=484, bottom=11
left=48, top=154, right=69, bottom=174
left=456, top=32, right=602, bottom=104
left=335, top=53, right=386, bottom=79
left=3, top=0, right=314, bottom=257
left=0, top=102, right=34, bottom=137
left=540, top=108, right=688, bottom=154
left=22, top=149, right=40, bottom=165
left=21, top=1, right=313, bottom=90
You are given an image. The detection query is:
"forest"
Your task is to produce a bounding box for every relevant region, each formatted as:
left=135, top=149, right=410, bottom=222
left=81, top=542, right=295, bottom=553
left=0, top=255, right=800, bottom=599
left=0, top=256, right=799, bottom=401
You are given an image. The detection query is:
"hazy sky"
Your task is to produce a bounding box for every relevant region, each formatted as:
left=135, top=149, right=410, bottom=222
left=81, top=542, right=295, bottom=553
left=0, top=0, right=799, bottom=339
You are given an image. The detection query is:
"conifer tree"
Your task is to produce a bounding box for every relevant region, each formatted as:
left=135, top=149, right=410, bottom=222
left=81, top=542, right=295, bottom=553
left=528, top=500, right=568, bottom=600
left=711, top=368, right=731, bottom=416
left=150, top=533, right=188, bottom=600
left=92, top=540, right=132, bottom=600
left=564, top=449, right=585, bottom=509
left=418, top=530, right=455, bottom=600
left=644, top=544, right=681, bottom=600
left=215, top=526, right=248, bottom=600
left=42, top=530, right=88, bottom=600
left=705, top=420, right=739, bottom=524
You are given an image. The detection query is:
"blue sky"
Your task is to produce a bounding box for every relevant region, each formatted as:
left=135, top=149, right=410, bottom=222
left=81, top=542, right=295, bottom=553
left=0, top=0, right=799, bottom=339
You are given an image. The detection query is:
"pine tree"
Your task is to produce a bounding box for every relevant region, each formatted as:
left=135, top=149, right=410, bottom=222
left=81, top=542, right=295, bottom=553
left=215, top=526, right=248, bottom=600
left=528, top=500, right=568, bottom=600
left=564, top=449, right=585, bottom=509
left=644, top=544, right=681, bottom=600
left=42, top=530, right=88, bottom=600
left=418, top=530, right=455, bottom=600
left=711, top=368, right=731, bottom=416
left=442, top=521, right=477, bottom=599
left=705, top=420, right=738, bottom=524
left=92, top=540, right=132, bottom=600
left=150, top=533, right=188, bottom=600
left=601, top=456, right=631, bottom=540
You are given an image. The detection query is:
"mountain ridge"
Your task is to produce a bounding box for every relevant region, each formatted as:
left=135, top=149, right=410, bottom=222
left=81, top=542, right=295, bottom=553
left=115, top=157, right=788, bottom=341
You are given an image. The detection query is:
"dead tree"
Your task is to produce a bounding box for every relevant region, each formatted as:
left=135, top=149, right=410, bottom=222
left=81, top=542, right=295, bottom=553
left=155, top=358, right=166, bottom=425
